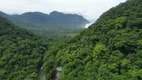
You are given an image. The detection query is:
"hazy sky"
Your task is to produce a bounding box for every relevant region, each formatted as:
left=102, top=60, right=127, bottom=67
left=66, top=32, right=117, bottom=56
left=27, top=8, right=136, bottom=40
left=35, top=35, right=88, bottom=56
left=0, top=0, right=126, bottom=21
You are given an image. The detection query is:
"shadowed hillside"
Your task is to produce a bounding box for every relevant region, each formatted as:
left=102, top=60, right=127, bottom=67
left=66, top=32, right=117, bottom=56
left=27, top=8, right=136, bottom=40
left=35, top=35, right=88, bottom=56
left=0, top=16, right=47, bottom=80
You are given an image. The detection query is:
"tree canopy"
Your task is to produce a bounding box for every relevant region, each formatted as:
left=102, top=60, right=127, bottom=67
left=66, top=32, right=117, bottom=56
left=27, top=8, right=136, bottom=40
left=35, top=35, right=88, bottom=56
left=0, top=16, right=47, bottom=80
left=44, top=0, right=142, bottom=80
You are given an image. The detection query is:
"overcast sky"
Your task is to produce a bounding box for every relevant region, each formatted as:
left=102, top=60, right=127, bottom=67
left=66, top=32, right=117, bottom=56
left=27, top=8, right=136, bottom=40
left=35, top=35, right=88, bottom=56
left=0, top=0, right=126, bottom=21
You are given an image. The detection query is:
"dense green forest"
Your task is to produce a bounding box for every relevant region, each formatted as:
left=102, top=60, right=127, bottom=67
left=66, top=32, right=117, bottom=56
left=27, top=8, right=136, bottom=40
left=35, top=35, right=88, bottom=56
left=0, top=0, right=142, bottom=80
left=44, top=0, right=142, bottom=80
left=0, top=16, right=48, bottom=80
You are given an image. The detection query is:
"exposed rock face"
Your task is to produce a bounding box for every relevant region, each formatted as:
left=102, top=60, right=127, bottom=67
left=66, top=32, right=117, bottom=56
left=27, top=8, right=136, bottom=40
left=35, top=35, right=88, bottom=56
left=40, top=66, right=46, bottom=80
left=55, top=67, right=62, bottom=80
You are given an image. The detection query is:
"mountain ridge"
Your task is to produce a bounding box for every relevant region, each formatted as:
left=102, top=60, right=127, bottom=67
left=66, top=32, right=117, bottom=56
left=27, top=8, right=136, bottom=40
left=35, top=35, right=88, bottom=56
left=12, top=11, right=90, bottom=24
left=0, top=11, right=89, bottom=28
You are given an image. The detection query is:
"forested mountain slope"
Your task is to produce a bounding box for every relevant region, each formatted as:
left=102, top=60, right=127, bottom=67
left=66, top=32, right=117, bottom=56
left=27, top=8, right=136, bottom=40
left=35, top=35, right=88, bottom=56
left=0, top=16, right=47, bottom=80
left=44, top=0, right=142, bottom=80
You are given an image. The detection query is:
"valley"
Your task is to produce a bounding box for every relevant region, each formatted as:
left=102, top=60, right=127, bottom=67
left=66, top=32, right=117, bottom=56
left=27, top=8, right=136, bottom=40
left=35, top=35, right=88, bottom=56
left=0, top=0, right=142, bottom=80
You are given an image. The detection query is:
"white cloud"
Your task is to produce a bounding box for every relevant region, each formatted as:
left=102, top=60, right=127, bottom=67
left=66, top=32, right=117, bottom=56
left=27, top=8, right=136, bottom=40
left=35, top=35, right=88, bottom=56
left=0, top=0, right=126, bottom=21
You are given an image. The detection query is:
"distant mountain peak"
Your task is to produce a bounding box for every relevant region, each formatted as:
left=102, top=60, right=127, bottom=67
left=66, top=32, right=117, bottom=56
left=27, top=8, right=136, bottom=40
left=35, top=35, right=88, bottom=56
left=21, top=12, right=48, bottom=16
left=49, top=11, right=65, bottom=16
left=50, top=11, right=59, bottom=14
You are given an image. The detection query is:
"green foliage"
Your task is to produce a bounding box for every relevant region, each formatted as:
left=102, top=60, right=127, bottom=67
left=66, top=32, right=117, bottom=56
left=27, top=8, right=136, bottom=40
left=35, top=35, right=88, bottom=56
left=0, top=16, right=47, bottom=80
left=44, top=0, right=142, bottom=80
left=93, top=44, right=108, bottom=58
